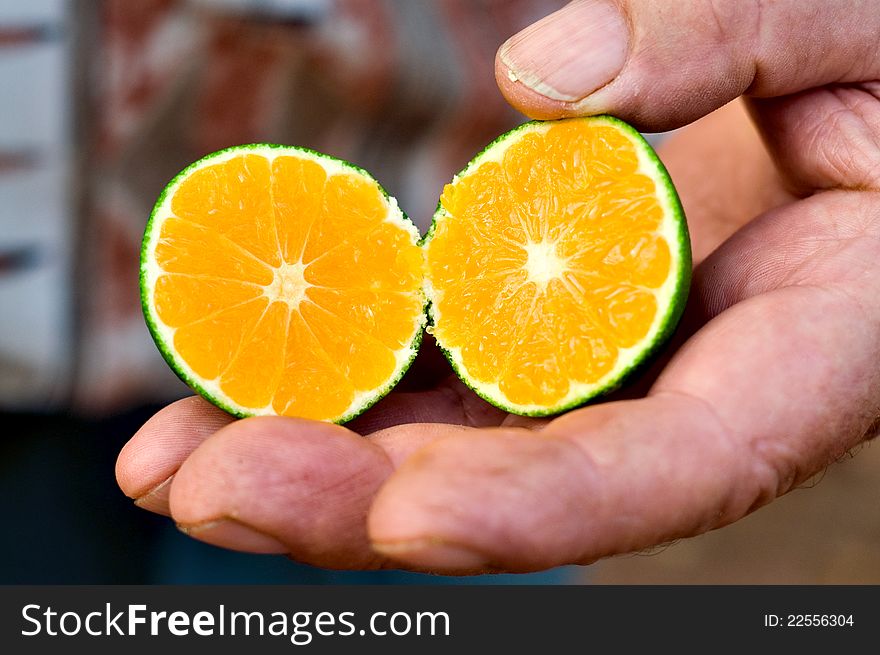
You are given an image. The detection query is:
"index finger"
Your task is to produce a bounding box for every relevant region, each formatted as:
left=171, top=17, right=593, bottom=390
left=116, top=396, right=235, bottom=516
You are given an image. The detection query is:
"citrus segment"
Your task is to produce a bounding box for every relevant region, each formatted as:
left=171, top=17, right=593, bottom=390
left=272, top=156, right=327, bottom=263
left=304, top=221, right=423, bottom=291
left=504, top=134, right=553, bottom=204
left=300, top=300, right=397, bottom=391
left=305, top=286, right=425, bottom=350
left=153, top=274, right=264, bottom=328
left=271, top=312, right=356, bottom=420
left=425, top=116, right=690, bottom=416
left=155, top=218, right=274, bottom=284
left=171, top=297, right=268, bottom=381
left=141, top=144, right=425, bottom=422
left=457, top=279, right=535, bottom=384
left=302, top=174, right=386, bottom=263
left=217, top=301, right=289, bottom=409
left=170, top=154, right=281, bottom=267
left=589, top=284, right=658, bottom=348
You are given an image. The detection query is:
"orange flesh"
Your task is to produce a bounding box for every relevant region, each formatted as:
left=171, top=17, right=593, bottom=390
left=152, top=153, right=423, bottom=419
left=426, top=122, right=672, bottom=408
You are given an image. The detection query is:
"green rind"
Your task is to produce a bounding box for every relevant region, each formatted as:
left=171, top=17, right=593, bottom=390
left=424, top=116, right=692, bottom=417
left=140, top=143, right=426, bottom=423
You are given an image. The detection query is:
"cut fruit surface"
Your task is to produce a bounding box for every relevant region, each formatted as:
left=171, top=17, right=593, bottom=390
left=424, top=116, right=691, bottom=416
left=141, top=144, right=425, bottom=422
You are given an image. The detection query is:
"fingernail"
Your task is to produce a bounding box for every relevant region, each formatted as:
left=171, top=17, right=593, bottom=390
left=373, top=538, right=491, bottom=572
left=134, top=475, right=174, bottom=517
left=178, top=518, right=288, bottom=554
left=499, top=0, right=628, bottom=102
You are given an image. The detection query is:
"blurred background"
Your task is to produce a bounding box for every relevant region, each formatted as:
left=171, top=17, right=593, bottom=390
left=1, top=0, right=878, bottom=584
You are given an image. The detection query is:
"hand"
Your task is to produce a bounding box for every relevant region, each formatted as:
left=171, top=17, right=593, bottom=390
left=117, top=0, right=880, bottom=573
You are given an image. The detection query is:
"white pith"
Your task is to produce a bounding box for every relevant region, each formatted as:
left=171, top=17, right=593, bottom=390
left=523, top=239, right=568, bottom=289
left=428, top=118, right=686, bottom=414
left=265, top=261, right=309, bottom=307
left=142, top=145, right=425, bottom=420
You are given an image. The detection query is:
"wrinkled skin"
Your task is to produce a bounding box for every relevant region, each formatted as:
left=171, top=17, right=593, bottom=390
left=118, top=0, right=880, bottom=574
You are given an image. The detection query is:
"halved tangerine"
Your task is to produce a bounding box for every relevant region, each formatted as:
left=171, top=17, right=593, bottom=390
left=424, top=116, right=691, bottom=415
left=140, top=144, right=425, bottom=422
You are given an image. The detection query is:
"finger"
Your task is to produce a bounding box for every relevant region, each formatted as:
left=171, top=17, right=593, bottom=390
left=495, top=0, right=880, bottom=128
left=368, top=192, right=880, bottom=572
left=369, top=290, right=879, bottom=572
left=168, top=417, right=396, bottom=568
left=692, top=190, right=880, bottom=317
left=115, top=396, right=235, bottom=516
left=656, top=99, right=793, bottom=264
left=368, top=423, right=476, bottom=469
left=368, top=400, right=732, bottom=573
left=747, top=83, right=880, bottom=194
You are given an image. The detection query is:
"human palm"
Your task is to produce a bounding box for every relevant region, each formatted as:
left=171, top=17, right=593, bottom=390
left=118, top=0, right=880, bottom=574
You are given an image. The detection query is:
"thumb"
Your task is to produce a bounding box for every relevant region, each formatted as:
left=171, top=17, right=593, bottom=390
left=496, top=0, right=880, bottom=129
